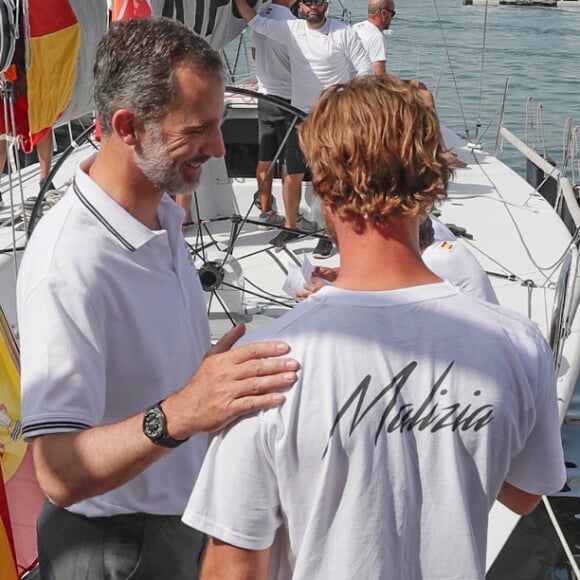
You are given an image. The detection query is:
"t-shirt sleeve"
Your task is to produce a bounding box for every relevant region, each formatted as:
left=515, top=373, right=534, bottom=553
left=346, top=30, right=374, bottom=76
left=503, top=334, right=566, bottom=495
left=19, top=278, right=106, bottom=441
left=249, top=14, right=290, bottom=44
left=365, top=32, right=387, bottom=63
left=182, top=412, right=281, bottom=550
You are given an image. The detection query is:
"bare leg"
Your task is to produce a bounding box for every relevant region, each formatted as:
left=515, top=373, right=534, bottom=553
left=256, top=160, right=274, bottom=213
left=36, top=131, right=54, bottom=181
left=283, top=172, right=304, bottom=229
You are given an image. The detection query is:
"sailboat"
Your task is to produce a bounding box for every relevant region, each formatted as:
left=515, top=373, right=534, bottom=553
left=1, top=1, right=580, bottom=577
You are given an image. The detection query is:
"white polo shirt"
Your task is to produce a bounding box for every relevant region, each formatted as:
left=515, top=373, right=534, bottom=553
left=352, top=19, right=388, bottom=66
left=18, top=154, right=211, bottom=517
left=249, top=15, right=374, bottom=112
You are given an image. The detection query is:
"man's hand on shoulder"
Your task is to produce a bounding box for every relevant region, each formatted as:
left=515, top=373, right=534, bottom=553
left=166, top=324, right=299, bottom=436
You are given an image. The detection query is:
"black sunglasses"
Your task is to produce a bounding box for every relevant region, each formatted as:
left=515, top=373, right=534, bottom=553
left=301, top=0, right=326, bottom=5
left=384, top=7, right=396, bottom=16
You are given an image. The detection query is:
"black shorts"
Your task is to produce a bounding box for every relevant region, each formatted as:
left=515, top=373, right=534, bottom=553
left=257, top=98, right=291, bottom=163
left=284, top=116, right=308, bottom=176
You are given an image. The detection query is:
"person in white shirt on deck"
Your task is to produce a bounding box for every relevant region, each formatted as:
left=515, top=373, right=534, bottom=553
left=420, top=214, right=499, bottom=304
left=252, top=0, right=295, bottom=230
left=352, top=0, right=395, bottom=75
left=234, top=0, right=374, bottom=257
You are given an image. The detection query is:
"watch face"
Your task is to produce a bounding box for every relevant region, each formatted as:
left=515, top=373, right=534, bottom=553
left=144, top=407, right=164, bottom=439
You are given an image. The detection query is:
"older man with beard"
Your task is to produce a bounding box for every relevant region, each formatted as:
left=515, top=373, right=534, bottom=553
left=17, top=17, right=299, bottom=580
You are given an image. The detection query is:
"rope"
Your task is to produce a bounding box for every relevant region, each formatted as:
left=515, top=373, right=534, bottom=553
left=536, top=103, right=546, bottom=157
left=460, top=146, right=579, bottom=286
left=431, top=0, right=470, bottom=139
left=542, top=496, right=580, bottom=579
left=476, top=0, right=490, bottom=141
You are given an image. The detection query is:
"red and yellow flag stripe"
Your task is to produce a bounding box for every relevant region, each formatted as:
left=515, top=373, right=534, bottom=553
left=26, top=0, right=82, bottom=138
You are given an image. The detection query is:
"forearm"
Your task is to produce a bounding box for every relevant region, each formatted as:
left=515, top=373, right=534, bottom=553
left=233, top=0, right=257, bottom=23
left=200, top=538, right=270, bottom=580
left=32, top=329, right=299, bottom=507
left=497, top=481, right=541, bottom=516
left=33, top=413, right=168, bottom=507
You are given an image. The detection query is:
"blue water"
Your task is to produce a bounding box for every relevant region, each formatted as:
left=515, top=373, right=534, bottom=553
left=320, top=0, right=580, bottom=176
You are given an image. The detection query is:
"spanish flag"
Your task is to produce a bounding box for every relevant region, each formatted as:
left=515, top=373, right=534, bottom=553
left=0, top=460, right=17, bottom=580
left=0, top=306, right=44, bottom=577
left=24, top=0, right=82, bottom=149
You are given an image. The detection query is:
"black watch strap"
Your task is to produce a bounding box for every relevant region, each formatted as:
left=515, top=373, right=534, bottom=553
left=143, top=400, right=189, bottom=449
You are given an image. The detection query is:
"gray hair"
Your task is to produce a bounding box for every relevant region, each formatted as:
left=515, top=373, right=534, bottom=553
left=94, top=17, right=224, bottom=136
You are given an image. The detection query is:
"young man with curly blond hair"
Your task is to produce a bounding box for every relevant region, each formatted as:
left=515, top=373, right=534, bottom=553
left=183, top=75, right=565, bottom=580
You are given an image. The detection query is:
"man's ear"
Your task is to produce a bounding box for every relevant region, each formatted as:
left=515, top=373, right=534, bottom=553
left=111, top=109, right=140, bottom=145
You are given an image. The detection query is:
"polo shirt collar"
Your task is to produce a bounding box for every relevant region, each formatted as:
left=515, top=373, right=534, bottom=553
left=73, top=154, right=185, bottom=252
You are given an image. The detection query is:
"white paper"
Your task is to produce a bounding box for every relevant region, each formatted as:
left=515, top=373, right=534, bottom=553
left=282, top=256, right=316, bottom=297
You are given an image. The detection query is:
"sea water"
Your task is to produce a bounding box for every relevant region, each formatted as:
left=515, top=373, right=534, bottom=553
left=345, top=0, right=580, bottom=177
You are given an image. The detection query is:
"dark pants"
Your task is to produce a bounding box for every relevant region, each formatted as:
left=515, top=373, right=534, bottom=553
left=37, top=500, right=206, bottom=580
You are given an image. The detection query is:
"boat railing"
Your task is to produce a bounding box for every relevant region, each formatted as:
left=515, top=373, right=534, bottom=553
left=499, top=126, right=580, bottom=376
left=499, top=126, right=580, bottom=232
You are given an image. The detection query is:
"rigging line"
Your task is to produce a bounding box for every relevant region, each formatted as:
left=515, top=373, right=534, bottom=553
left=430, top=0, right=469, bottom=138
left=460, top=237, right=521, bottom=282
left=467, top=152, right=573, bottom=281
left=524, top=97, right=535, bottom=150
left=476, top=0, right=489, bottom=133
left=537, top=103, right=547, bottom=157
left=1, top=81, right=28, bottom=283
left=541, top=496, right=580, bottom=580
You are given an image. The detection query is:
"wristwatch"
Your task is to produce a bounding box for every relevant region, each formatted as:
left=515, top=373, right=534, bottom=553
left=143, top=400, right=189, bottom=448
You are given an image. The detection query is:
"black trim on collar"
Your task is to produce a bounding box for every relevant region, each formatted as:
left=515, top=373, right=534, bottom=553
left=73, top=179, right=136, bottom=252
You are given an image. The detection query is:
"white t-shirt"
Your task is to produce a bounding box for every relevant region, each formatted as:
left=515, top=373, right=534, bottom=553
left=423, top=238, right=499, bottom=303
left=252, top=4, right=294, bottom=97
left=352, top=19, right=388, bottom=65
left=249, top=15, right=374, bottom=112
left=183, top=282, right=565, bottom=580
left=18, top=155, right=211, bottom=518
left=430, top=213, right=457, bottom=242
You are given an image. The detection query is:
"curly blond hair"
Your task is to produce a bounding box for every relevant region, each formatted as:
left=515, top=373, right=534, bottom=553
left=298, top=75, right=450, bottom=233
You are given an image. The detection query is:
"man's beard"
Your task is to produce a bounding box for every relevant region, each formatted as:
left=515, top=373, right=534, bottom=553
left=135, top=122, right=199, bottom=196
left=306, top=11, right=325, bottom=24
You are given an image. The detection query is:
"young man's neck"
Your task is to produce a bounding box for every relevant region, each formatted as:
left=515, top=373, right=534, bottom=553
left=331, top=215, right=442, bottom=291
